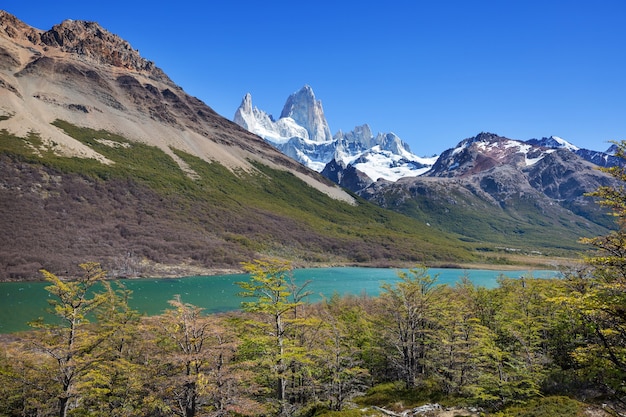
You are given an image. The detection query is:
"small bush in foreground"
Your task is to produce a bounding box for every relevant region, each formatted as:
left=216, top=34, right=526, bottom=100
left=493, top=396, right=586, bottom=417
left=355, top=381, right=444, bottom=410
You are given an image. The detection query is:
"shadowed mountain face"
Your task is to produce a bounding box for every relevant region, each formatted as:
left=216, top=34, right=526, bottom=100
left=0, top=12, right=474, bottom=280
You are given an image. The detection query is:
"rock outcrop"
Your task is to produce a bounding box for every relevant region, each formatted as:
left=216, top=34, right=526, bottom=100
left=279, top=85, right=332, bottom=143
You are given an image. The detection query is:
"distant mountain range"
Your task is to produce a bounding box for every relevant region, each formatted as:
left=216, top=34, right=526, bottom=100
left=0, top=11, right=618, bottom=280
left=234, top=85, right=620, bottom=188
left=234, top=86, right=436, bottom=178
left=234, top=87, right=620, bottom=254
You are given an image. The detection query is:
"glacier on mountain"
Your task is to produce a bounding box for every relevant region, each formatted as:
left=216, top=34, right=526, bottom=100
left=233, top=85, right=434, bottom=181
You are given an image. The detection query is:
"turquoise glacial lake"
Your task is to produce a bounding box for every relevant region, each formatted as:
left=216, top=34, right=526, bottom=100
left=0, top=267, right=559, bottom=333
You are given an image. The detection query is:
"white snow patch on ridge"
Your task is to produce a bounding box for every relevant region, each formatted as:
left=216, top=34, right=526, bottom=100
left=552, top=136, right=580, bottom=151
left=525, top=149, right=555, bottom=166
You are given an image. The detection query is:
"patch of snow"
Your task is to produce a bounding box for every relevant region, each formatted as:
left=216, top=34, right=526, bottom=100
left=452, top=144, right=466, bottom=156
left=416, top=154, right=439, bottom=165
left=351, top=149, right=430, bottom=182
left=306, top=160, right=328, bottom=172
left=525, top=149, right=555, bottom=166
left=505, top=140, right=524, bottom=150
left=552, top=136, right=579, bottom=151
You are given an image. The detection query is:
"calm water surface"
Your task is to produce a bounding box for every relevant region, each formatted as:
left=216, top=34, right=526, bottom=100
left=0, top=267, right=559, bottom=333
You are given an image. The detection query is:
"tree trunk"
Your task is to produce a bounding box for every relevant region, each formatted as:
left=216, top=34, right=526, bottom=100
left=184, top=382, right=196, bottom=417
left=58, top=395, right=69, bottom=417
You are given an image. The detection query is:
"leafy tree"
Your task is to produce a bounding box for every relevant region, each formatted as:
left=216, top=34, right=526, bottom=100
left=0, top=342, right=38, bottom=416
left=434, top=283, right=492, bottom=397
left=74, top=282, right=145, bottom=416
left=315, top=294, right=371, bottom=411
left=149, top=296, right=249, bottom=417
left=379, top=266, right=444, bottom=389
left=27, top=262, right=113, bottom=417
left=236, top=258, right=313, bottom=415
left=481, top=277, right=551, bottom=405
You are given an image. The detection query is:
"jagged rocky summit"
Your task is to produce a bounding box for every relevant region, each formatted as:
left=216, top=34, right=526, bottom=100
left=234, top=86, right=620, bottom=194
left=233, top=85, right=434, bottom=178
left=429, top=132, right=621, bottom=178
left=0, top=11, right=168, bottom=82
left=233, top=83, right=621, bottom=250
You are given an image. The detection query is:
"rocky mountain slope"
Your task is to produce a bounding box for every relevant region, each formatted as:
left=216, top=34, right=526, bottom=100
left=234, top=87, right=619, bottom=255
left=0, top=11, right=475, bottom=280
left=360, top=133, right=616, bottom=252
left=0, top=12, right=351, bottom=199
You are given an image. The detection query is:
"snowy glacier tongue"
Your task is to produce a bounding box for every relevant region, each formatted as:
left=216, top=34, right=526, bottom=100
left=353, top=152, right=435, bottom=182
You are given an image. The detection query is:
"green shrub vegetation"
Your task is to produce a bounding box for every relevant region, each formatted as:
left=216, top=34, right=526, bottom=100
left=493, top=396, right=587, bottom=417
left=378, top=182, right=611, bottom=258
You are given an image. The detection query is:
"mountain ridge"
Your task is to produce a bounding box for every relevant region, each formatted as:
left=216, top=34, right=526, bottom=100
left=359, top=133, right=616, bottom=253
left=233, top=88, right=618, bottom=255
left=0, top=11, right=357, bottom=204
left=233, top=86, right=620, bottom=187
left=233, top=86, right=433, bottom=177
left=0, top=12, right=477, bottom=280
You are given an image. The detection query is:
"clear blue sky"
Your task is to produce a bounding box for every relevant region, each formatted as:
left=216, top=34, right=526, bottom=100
left=3, top=1, right=626, bottom=156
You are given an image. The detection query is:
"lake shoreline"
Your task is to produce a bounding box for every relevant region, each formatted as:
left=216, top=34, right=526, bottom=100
left=0, top=254, right=575, bottom=283
left=102, top=261, right=565, bottom=281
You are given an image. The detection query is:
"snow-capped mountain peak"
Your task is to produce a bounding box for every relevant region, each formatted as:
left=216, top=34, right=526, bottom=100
left=234, top=86, right=624, bottom=195
left=427, top=132, right=558, bottom=177
left=526, top=136, right=580, bottom=152
left=332, top=127, right=435, bottom=182
left=233, top=86, right=435, bottom=182
left=279, top=85, right=332, bottom=143
left=233, top=92, right=309, bottom=144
